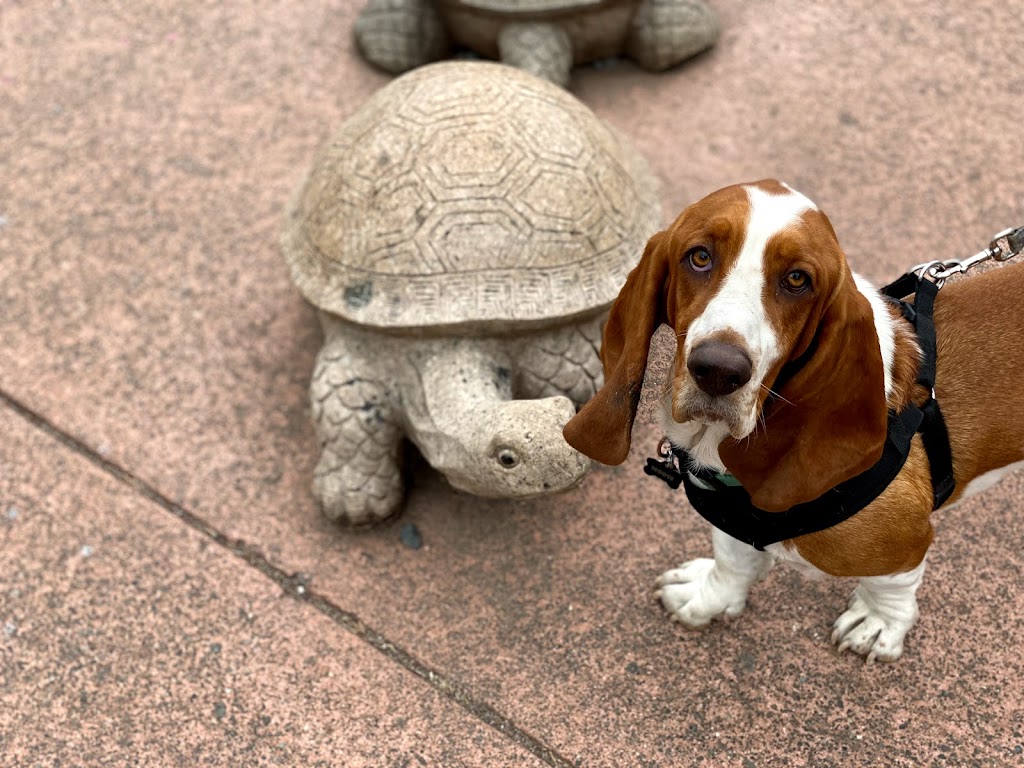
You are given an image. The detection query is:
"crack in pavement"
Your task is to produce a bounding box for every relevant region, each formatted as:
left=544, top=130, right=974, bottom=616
left=0, top=387, right=577, bottom=768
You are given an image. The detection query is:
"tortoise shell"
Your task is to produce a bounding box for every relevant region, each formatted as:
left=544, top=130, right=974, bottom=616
left=282, top=60, right=661, bottom=331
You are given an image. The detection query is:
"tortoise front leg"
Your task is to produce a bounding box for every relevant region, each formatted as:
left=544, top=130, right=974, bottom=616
left=310, top=334, right=404, bottom=524
left=626, top=0, right=719, bottom=72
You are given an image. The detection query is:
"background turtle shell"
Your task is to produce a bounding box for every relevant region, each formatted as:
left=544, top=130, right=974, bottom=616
left=282, top=60, right=661, bottom=331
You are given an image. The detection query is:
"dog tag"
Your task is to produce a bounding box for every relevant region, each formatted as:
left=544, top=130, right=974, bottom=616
left=644, top=456, right=684, bottom=489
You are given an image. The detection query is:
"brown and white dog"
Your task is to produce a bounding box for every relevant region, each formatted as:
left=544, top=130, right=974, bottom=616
left=564, top=180, right=1024, bottom=661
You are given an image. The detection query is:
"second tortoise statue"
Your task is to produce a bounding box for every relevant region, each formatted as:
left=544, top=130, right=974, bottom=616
left=355, top=0, right=719, bottom=87
left=282, top=61, right=661, bottom=523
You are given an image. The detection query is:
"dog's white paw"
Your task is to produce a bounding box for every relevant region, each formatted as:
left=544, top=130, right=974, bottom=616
left=655, top=558, right=750, bottom=628
left=831, top=587, right=918, bottom=662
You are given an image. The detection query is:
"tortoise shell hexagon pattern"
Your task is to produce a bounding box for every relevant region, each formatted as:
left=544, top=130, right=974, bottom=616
left=282, top=60, right=661, bottom=332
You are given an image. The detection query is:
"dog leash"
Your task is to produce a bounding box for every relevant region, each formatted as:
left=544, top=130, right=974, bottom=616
left=644, top=223, right=1024, bottom=547
left=909, top=225, right=1024, bottom=287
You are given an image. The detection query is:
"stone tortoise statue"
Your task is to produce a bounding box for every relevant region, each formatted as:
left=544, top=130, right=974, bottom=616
left=354, top=0, right=719, bottom=87
left=282, top=61, right=661, bottom=523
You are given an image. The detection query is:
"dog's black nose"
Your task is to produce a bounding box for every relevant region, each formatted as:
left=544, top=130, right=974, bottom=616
left=688, top=341, right=753, bottom=397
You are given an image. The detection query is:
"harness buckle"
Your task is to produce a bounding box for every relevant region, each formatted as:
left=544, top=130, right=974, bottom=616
left=910, top=259, right=958, bottom=288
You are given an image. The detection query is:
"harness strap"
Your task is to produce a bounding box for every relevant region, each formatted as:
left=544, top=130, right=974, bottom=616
left=920, top=397, right=955, bottom=507
left=882, top=277, right=955, bottom=507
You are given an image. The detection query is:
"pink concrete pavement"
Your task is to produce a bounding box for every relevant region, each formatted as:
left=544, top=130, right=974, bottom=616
left=2, top=1, right=1023, bottom=766
left=0, top=408, right=544, bottom=766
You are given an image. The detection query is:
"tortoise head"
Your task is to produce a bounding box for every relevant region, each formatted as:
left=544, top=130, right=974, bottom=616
left=439, top=396, right=590, bottom=498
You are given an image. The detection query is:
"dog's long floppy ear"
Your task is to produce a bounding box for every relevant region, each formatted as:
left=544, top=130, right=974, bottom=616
left=563, top=232, right=670, bottom=465
left=719, top=269, right=888, bottom=512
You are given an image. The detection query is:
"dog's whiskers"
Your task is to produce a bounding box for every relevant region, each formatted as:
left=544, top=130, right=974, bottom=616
left=760, top=382, right=795, bottom=407
left=658, top=382, right=674, bottom=409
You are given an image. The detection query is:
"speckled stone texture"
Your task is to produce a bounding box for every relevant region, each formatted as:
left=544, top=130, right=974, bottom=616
left=2, top=1, right=1023, bottom=766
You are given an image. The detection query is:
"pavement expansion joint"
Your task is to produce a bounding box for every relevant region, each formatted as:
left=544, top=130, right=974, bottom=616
left=0, top=386, right=577, bottom=768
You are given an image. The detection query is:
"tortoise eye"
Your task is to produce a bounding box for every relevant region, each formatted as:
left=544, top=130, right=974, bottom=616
left=496, top=448, right=520, bottom=469
left=687, top=247, right=713, bottom=272
left=783, top=270, right=810, bottom=293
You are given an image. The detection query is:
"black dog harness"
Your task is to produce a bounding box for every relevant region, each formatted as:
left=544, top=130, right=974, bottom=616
left=644, top=273, right=955, bottom=551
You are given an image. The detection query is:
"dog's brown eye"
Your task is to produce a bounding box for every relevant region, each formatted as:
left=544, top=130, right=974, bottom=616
left=688, top=247, right=713, bottom=272
left=783, top=270, right=810, bottom=293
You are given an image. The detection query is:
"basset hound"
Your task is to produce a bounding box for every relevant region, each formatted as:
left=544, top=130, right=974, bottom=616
left=564, top=179, right=1024, bottom=661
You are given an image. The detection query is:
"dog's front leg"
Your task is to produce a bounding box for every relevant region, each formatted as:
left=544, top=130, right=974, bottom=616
left=655, top=528, right=772, bottom=628
left=831, top=559, right=925, bottom=662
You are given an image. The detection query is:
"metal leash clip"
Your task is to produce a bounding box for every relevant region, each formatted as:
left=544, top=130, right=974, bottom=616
left=911, top=226, right=1024, bottom=288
